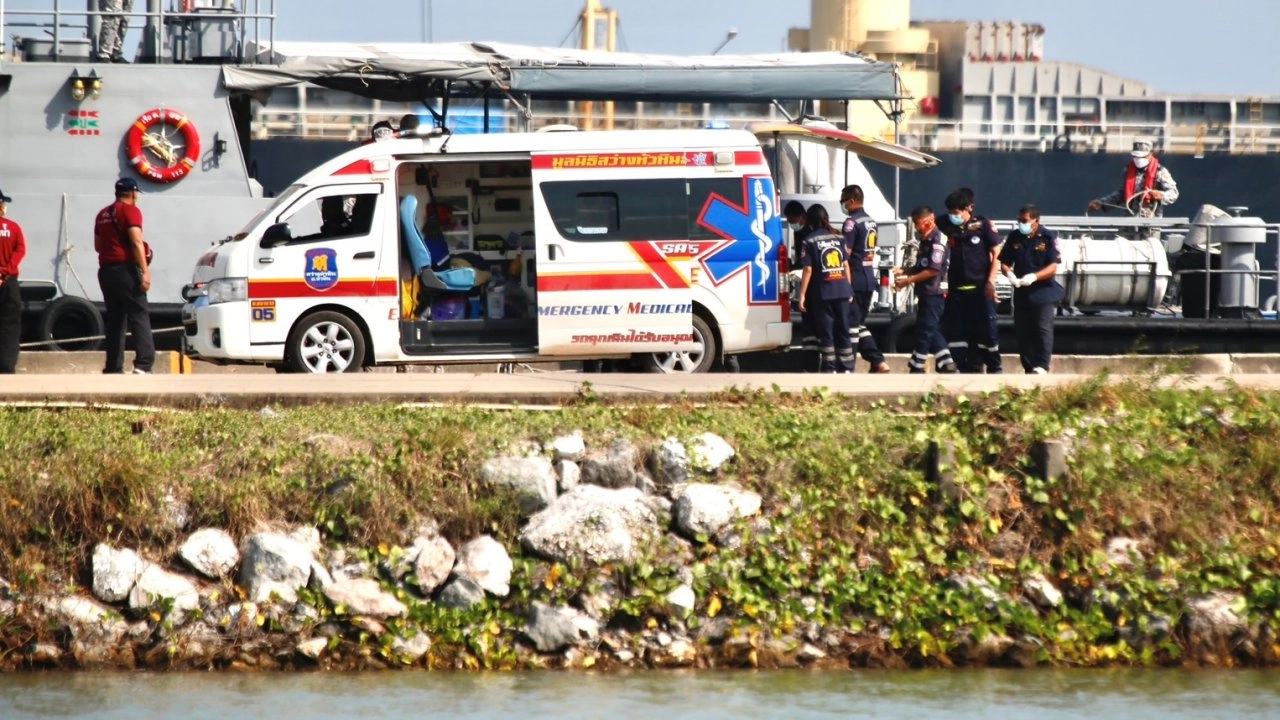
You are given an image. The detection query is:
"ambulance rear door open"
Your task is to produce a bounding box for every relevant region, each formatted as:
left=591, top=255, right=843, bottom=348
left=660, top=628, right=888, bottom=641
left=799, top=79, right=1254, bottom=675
left=531, top=152, right=697, bottom=357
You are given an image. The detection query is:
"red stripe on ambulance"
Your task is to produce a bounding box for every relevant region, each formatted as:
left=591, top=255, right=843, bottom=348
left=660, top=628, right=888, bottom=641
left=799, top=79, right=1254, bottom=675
left=537, top=273, right=663, bottom=292
left=248, top=279, right=398, bottom=298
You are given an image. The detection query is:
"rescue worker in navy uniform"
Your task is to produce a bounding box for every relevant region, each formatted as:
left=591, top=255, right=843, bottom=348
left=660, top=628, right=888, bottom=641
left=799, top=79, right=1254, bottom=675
left=784, top=200, right=823, bottom=368
left=938, top=189, right=1003, bottom=373
left=797, top=205, right=856, bottom=373
left=839, top=185, right=890, bottom=373
left=0, top=189, right=26, bottom=374
left=893, top=205, right=958, bottom=374
left=998, top=204, right=1065, bottom=374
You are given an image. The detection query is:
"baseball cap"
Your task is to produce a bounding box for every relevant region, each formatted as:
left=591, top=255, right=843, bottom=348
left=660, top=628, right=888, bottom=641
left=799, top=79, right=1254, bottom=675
left=114, top=177, right=141, bottom=194
left=1130, top=139, right=1153, bottom=159
left=0, top=189, right=11, bottom=203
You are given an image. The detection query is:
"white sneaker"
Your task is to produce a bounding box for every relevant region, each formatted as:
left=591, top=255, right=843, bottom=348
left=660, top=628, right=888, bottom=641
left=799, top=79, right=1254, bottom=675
left=1030, top=367, right=1047, bottom=375
left=132, top=368, right=151, bottom=375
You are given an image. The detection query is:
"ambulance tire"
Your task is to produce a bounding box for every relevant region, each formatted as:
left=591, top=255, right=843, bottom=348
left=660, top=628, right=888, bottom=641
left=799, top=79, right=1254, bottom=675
left=37, top=296, right=104, bottom=352
left=286, top=311, right=366, bottom=373
left=637, top=314, right=716, bottom=374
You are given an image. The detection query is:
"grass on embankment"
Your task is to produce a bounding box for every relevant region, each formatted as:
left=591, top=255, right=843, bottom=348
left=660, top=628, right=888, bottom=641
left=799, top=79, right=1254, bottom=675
left=1, top=373, right=1278, bottom=668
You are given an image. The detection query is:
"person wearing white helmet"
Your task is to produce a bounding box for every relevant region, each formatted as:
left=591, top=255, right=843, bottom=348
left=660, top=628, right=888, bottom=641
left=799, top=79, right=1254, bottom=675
left=1088, top=139, right=1180, bottom=217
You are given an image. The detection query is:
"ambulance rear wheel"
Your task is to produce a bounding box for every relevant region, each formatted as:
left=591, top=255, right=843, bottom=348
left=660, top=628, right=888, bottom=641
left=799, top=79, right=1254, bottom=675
left=286, top=311, right=366, bottom=374
left=637, top=315, right=716, bottom=374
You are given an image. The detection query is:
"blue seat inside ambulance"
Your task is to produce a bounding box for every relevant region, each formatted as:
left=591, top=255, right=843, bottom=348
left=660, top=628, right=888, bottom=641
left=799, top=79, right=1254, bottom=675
left=399, top=195, right=475, bottom=292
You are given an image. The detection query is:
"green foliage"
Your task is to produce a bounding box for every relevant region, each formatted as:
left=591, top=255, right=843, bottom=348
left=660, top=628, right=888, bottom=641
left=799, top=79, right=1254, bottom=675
left=0, top=376, right=1278, bottom=667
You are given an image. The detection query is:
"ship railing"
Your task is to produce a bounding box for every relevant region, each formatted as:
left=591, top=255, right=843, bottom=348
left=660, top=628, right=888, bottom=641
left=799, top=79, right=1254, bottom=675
left=898, top=119, right=1280, bottom=155
left=1, top=0, right=277, bottom=65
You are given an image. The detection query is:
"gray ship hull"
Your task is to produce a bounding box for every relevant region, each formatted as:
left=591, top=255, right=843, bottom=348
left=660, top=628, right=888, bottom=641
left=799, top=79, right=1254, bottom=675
left=864, top=150, right=1280, bottom=243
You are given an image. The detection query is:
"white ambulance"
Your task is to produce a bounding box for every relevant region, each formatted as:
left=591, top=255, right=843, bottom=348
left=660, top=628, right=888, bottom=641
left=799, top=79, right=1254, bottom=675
left=181, top=127, right=797, bottom=373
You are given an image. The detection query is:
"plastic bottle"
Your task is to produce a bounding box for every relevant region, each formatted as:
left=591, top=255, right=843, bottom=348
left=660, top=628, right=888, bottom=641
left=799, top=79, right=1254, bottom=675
left=487, top=266, right=506, bottom=320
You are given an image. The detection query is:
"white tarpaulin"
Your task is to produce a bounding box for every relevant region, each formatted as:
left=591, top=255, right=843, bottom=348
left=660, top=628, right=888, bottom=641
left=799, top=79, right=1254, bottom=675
left=223, top=41, right=900, bottom=103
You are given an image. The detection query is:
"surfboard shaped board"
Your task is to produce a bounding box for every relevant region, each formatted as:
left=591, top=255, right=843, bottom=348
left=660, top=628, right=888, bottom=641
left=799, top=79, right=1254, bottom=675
left=747, top=122, right=941, bottom=171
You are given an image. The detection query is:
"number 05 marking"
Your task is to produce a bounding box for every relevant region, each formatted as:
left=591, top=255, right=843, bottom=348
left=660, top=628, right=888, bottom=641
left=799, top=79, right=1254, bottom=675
left=251, top=300, right=277, bottom=322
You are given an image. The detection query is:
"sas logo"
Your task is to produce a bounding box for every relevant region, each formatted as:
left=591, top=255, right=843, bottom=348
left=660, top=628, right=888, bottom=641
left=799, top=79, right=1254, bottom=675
left=66, top=110, right=101, bottom=136
left=304, top=248, right=339, bottom=291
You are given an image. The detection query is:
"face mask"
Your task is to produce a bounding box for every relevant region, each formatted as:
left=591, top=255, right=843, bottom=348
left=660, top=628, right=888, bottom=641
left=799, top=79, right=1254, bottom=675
left=915, top=220, right=935, bottom=237
left=1017, top=221, right=1034, bottom=235
left=947, top=213, right=964, bottom=226
left=1133, top=156, right=1150, bottom=169
left=789, top=222, right=804, bottom=232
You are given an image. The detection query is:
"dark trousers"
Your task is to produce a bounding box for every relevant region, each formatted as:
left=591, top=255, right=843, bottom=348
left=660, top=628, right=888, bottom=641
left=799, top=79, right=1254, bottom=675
left=0, top=278, right=20, bottom=373
left=1014, top=297, right=1056, bottom=372
left=799, top=289, right=821, bottom=371
left=908, top=293, right=952, bottom=373
left=99, top=264, right=154, bottom=373
left=944, top=289, right=1001, bottom=373
left=849, top=291, right=885, bottom=368
left=814, top=297, right=856, bottom=373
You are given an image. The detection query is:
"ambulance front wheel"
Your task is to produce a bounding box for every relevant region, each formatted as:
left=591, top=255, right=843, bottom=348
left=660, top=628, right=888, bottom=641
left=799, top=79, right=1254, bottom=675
left=637, top=315, right=717, bottom=374
left=286, top=311, right=367, bottom=373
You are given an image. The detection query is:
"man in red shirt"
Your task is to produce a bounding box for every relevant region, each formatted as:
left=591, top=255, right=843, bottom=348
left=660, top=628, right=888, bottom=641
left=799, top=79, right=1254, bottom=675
left=0, top=189, right=26, bottom=374
left=94, top=178, right=154, bottom=374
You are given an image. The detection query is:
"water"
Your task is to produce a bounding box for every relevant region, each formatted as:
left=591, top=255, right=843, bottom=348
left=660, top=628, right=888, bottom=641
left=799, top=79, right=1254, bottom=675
left=1, top=669, right=1276, bottom=719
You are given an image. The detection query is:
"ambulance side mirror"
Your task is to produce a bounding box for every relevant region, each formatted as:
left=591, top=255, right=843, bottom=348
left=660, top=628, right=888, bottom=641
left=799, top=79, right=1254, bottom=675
left=261, top=222, right=293, bottom=248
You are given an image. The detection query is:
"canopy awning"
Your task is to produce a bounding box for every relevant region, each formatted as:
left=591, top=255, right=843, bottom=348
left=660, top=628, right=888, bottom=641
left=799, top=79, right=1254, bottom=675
left=223, top=41, right=901, bottom=103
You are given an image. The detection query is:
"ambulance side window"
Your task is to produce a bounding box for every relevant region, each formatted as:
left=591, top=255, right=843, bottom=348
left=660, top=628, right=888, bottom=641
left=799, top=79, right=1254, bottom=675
left=280, top=191, right=379, bottom=244
left=542, top=179, right=687, bottom=241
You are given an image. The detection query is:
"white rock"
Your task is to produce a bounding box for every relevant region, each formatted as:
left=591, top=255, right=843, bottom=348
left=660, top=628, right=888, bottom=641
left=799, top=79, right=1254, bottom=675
left=799, top=643, right=827, bottom=662
left=128, top=563, right=201, bottom=624
left=1105, top=537, right=1144, bottom=568
left=392, top=631, right=432, bottom=661
left=91, top=544, right=143, bottom=603
left=479, top=456, right=559, bottom=514
left=289, top=527, right=323, bottom=556
left=413, top=535, right=456, bottom=595
left=454, top=535, right=513, bottom=597
left=550, top=433, right=586, bottom=462
left=1186, top=591, right=1247, bottom=640
left=556, top=460, right=581, bottom=494
left=524, top=603, right=596, bottom=653
left=238, top=532, right=317, bottom=603
left=688, top=433, right=735, bottom=473
left=297, top=638, right=329, bottom=659
left=520, top=485, right=661, bottom=565
left=437, top=576, right=486, bottom=610
left=309, top=561, right=334, bottom=590
left=42, top=595, right=128, bottom=643
left=179, top=528, right=240, bottom=580
left=672, top=483, right=762, bottom=538
left=651, top=437, right=691, bottom=485
left=665, top=584, right=696, bottom=618
left=323, top=577, right=408, bottom=618
left=1023, top=572, right=1064, bottom=608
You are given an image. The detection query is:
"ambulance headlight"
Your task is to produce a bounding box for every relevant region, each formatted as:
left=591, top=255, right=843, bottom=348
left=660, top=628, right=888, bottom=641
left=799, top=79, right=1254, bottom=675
left=206, top=277, right=248, bottom=305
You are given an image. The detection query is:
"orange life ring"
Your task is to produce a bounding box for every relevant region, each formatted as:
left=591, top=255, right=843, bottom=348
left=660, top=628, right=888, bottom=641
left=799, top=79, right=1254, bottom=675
left=126, top=108, right=201, bottom=184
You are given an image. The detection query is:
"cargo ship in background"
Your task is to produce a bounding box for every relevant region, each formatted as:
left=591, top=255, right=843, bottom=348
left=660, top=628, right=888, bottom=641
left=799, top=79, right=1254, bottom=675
left=781, top=0, right=1280, bottom=229
left=251, top=0, right=1280, bottom=225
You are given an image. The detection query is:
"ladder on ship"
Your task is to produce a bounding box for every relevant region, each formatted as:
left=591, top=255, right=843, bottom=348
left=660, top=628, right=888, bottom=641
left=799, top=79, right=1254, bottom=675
left=1244, top=98, right=1264, bottom=153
